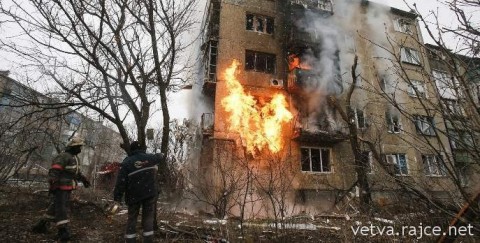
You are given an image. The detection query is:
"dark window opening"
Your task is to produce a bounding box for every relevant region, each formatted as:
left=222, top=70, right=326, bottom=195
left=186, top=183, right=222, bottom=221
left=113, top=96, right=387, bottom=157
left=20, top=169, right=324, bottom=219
left=245, top=50, right=276, bottom=74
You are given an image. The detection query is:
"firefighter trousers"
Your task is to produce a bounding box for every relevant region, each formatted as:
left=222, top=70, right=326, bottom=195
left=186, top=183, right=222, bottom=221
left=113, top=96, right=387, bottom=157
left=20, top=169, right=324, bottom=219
left=125, top=196, right=156, bottom=242
left=46, top=190, right=71, bottom=227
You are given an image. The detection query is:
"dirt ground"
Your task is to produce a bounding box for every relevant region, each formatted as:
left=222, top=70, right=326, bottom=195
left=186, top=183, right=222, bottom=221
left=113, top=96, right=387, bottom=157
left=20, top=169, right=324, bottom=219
left=0, top=183, right=345, bottom=242
left=1, top=182, right=478, bottom=243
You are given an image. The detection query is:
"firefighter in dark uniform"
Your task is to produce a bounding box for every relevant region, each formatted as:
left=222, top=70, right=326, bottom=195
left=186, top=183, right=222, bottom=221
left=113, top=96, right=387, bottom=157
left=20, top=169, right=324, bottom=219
left=32, top=137, right=91, bottom=241
left=113, top=141, right=163, bottom=243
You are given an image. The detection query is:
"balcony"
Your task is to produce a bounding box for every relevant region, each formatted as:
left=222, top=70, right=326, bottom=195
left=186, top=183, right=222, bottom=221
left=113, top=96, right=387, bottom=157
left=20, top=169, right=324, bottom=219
left=291, top=115, right=348, bottom=144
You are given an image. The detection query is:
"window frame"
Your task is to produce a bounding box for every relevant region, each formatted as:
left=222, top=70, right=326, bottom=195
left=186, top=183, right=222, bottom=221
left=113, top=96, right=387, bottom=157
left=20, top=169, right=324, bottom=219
left=422, top=154, right=446, bottom=177
left=386, top=111, right=402, bottom=134
left=360, top=151, right=373, bottom=174
left=432, top=70, right=461, bottom=100
left=380, top=77, right=392, bottom=94
left=394, top=18, right=413, bottom=34
left=354, top=107, right=367, bottom=129
left=400, top=47, right=421, bottom=65
left=246, top=13, right=274, bottom=35
left=414, top=115, right=436, bottom=136
left=408, top=79, right=426, bottom=98
left=443, top=99, right=464, bottom=116
left=449, top=130, right=474, bottom=150
left=245, top=50, right=276, bottom=74
left=300, top=147, right=332, bottom=173
left=385, top=153, right=409, bottom=176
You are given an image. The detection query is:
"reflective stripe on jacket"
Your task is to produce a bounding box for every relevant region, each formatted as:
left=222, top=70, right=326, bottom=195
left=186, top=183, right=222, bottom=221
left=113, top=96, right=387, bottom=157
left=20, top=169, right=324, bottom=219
left=48, top=152, right=83, bottom=191
left=113, top=150, right=163, bottom=205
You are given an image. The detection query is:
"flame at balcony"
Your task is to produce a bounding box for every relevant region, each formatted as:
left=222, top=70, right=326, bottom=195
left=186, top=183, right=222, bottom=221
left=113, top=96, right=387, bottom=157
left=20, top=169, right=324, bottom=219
left=288, top=54, right=312, bottom=71
left=221, top=60, right=293, bottom=155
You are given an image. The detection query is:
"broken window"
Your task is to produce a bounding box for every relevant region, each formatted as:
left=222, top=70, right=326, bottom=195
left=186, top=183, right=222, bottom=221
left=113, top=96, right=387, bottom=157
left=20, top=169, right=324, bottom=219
left=400, top=47, right=421, bottom=65
left=246, top=14, right=274, bottom=34
left=422, top=154, right=446, bottom=176
left=407, top=79, right=426, bottom=98
left=393, top=18, right=413, bottom=34
left=385, top=153, right=408, bottom=175
left=245, top=50, right=276, bottom=74
left=386, top=111, right=401, bottom=133
left=414, top=115, right=435, bottom=136
left=301, top=147, right=331, bottom=173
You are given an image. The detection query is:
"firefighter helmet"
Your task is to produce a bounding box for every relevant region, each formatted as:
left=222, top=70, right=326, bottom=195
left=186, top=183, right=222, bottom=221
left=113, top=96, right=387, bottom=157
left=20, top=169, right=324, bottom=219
left=66, top=137, right=85, bottom=147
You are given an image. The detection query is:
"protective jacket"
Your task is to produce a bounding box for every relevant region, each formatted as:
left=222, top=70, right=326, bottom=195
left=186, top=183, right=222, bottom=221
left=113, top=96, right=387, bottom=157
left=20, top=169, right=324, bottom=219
left=113, top=150, right=163, bottom=205
left=48, top=152, right=85, bottom=191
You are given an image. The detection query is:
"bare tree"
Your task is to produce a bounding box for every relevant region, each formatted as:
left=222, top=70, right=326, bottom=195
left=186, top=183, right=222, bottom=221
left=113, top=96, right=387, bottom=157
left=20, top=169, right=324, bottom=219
left=333, top=0, right=480, bottom=230
left=0, top=0, right=199, bottom=157
left=187, top=139, right=248, bottom=218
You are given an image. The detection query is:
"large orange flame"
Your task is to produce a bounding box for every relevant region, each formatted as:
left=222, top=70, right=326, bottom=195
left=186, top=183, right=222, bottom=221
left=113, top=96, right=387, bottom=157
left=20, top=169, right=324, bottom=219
left=221, top=60, right=293, bottom=155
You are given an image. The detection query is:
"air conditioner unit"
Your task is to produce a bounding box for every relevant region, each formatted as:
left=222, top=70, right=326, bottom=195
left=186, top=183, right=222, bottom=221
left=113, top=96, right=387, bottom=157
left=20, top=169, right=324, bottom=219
left=270, top=79, right=284, bottom=88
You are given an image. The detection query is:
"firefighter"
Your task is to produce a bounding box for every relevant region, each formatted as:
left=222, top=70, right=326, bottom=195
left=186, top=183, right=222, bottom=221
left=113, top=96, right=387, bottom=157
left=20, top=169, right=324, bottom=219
left=113, top=141, right=163, bottom=243
left=32, top=136, right=91, bottom=241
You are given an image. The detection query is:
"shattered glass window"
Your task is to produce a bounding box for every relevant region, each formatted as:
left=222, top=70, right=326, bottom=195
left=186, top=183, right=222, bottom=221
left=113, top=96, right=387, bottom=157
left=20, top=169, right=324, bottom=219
left=246, top=14, right=274, bottom=34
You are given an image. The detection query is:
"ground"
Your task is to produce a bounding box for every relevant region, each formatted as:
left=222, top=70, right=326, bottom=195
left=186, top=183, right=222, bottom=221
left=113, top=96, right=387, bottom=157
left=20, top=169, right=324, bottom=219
left=0, top=182, right=478, bottom=242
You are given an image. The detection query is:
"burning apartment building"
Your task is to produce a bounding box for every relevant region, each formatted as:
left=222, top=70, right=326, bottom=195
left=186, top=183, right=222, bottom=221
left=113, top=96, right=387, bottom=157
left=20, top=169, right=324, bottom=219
left=196, top=0, right=471, bottom=217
